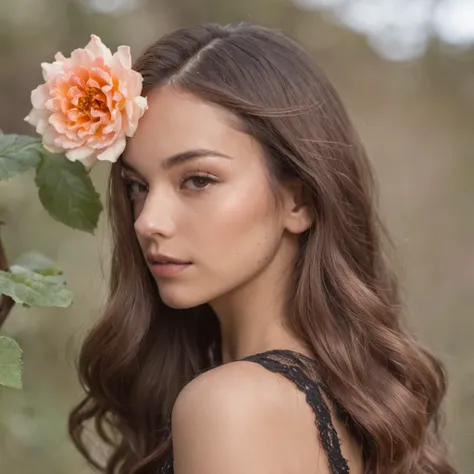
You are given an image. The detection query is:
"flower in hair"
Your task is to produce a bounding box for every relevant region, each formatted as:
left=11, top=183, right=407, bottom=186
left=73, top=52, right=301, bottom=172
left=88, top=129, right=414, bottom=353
left=25, top=34, right=148, bottom=166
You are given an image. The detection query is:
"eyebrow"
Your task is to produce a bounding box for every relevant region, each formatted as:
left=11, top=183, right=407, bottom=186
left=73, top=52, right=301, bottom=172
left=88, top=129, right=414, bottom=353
left=121, top=148, right=233, bottom=173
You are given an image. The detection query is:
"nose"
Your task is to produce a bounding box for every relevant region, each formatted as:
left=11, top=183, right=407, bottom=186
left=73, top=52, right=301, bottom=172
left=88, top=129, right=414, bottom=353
left=133, top=190, right=176, bottom=239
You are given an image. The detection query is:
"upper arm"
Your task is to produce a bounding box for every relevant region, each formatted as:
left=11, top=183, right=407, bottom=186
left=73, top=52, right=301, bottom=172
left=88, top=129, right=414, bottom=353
left=170, top=361, right=332, bottom=474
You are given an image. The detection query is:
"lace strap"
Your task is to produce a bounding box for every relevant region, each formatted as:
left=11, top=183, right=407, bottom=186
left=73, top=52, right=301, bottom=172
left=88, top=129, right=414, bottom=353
left=242, top=350, right=350, bottom=474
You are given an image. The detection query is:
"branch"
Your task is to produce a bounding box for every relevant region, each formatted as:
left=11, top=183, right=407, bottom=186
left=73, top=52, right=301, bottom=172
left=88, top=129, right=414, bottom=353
left=0, top=221, right=15, bottom=328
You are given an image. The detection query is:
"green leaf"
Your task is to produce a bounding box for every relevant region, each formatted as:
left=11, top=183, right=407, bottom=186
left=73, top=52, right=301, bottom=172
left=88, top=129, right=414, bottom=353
left=0, top=266, right=73, bottom=308
left=14, top=251, right=63, bottom=279
left=35, top=151, right=103, bottom=233
left=0, top=336, right=23, bottom=389
left=0, top=134, right=42, bottom=180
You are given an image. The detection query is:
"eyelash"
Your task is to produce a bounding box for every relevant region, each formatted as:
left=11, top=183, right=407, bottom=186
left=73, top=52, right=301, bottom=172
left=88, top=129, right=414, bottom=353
left=181, top=171, right=218, bottom=191
left=122, top=172, right=218, bottom=200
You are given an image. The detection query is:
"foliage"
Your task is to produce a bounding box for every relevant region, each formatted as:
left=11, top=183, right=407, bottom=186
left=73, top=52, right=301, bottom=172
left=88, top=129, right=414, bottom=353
left=0, top=134, right=103, bottom=389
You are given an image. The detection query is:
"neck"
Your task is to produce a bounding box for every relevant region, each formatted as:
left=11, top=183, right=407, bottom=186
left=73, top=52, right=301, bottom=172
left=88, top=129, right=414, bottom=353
left=209, top=237, right=310, bottom=364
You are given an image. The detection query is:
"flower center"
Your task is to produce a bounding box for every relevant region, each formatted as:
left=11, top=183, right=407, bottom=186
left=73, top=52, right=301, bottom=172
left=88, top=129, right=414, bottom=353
left=77, top=86, right=107, bottom=114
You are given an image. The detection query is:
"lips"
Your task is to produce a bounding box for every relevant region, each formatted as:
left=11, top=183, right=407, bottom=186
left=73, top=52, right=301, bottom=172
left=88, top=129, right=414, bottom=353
left=146, top=252, right=191, bottom=264
left=146, top=253, right=192, bottom=278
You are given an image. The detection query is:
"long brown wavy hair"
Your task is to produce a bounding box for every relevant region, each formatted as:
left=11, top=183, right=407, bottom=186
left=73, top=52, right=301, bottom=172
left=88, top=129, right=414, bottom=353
left=69, top=23, right=456, bottom=474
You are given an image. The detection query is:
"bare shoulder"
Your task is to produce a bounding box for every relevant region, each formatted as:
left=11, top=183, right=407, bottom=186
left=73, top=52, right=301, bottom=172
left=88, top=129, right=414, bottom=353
left=171, top=360, right=334, bottom=474
left=172, top=359, right=287, bottom=416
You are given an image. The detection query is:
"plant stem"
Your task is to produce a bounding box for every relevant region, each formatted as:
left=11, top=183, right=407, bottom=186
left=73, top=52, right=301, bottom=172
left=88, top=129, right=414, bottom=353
left=0, top=221, right=14, bottom=328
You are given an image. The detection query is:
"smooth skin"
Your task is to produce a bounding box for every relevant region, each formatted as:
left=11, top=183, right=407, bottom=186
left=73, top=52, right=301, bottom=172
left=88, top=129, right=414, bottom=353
left=123, top=85, right=363, bottom=474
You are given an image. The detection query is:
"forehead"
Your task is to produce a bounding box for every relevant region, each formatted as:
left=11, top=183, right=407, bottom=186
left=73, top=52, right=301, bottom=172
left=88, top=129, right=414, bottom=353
left=123, top=85, right=244, bottom=166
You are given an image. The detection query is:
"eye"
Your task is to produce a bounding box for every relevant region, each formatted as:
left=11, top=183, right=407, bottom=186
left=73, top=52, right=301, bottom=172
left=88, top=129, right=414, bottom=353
left=123, top=178, right=148, bottom=201
left=181, top=173, right=217, bottom=191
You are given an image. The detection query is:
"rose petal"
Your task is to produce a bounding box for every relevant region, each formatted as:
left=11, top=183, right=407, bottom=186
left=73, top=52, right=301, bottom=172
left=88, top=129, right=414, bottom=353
left=56, top=136, right=85, bottom=149
left=41, top=61, right=65, bottom=81
left=67, top=109, right=80, bottom=122
left=70, top=47, right=95, bottom=67
left=135, top=96, right=148, bottom=113
left=123, top=70, right=142, bottom=98
left=85, top=34, right=113, bottom=61
left=124, top=96, right=148, bottom=136
left=31, top=84, right=50, bottom=109
left=42, top=125, right=62, bottom=149
left=68, top=86, right=85, bottom=106
left=114, top=45, right=131, bottom=69
left=103, top=114, right=121, bottom=135
left=59, top=97, right=71, bottom=115
left=66, top=149, right=98, bottom=167
left=102, top=88, right=115, bottom=110
left=44, top=98, right=57, bottom=112
left=85, top=78, right=100, bottom=89
left=54, top=52, right=66, bottom=62
left=48, top=113, right=68, bottom=134
left=96, top=135, right=126, bottom=162
left=65, top=145, right=94, bottom=162
left=93, top=69, right=113, bottom=88
left=25, top=107, right=47, bottom=126
left=25, top=109, right=50, bottom=135
left=43, top=142, right=64, bottom=154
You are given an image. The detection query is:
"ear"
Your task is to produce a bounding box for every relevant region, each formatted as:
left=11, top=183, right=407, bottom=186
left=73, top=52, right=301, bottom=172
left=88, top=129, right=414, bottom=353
left=281, top=179, right=314, bottom=234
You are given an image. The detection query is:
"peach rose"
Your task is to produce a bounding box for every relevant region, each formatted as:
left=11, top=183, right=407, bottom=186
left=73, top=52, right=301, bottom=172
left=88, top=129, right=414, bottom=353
left=25, top=34, right=148, bottom=166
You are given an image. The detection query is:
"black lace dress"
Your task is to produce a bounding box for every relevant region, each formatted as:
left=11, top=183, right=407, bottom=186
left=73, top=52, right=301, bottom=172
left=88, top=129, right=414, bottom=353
left=160, top=349, right=350, bottom=473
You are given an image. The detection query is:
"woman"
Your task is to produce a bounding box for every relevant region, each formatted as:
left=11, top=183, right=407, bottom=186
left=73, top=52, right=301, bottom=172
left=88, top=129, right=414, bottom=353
left=69, top=23, right=456, bottom=474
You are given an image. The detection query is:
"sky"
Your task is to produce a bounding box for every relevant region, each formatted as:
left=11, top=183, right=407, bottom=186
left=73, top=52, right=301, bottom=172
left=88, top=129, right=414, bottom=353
left=293, top=0, right=474, bottom=60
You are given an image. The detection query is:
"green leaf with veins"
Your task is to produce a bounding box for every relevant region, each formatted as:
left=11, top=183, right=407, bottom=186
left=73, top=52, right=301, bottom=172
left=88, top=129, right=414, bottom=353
left=0, top=336, right=23, bottom=389
left=0, top=134, right=42, bottom=180
left=0, top=266, right=72, bottom=308
left=35, top=151, right=102, bottom=233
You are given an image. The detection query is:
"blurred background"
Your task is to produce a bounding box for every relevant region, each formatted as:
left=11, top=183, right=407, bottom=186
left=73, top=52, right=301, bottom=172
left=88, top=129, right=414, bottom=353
left=0, top=0, right=472, bottom=472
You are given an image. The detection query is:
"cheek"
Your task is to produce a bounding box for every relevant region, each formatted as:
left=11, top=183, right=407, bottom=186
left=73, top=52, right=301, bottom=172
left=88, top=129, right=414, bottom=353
left=198, top=183, right=281, bottom=268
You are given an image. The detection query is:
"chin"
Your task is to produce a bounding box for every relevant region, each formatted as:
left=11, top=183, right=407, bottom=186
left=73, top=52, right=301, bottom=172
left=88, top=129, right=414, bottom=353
left=157, top=278, right=231, bottom=310
left=157, top=285, right=208, bottom=310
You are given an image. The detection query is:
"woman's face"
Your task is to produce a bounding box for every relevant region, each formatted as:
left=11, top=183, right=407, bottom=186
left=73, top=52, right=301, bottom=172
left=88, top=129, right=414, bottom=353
left=122, top=85, right=292, bottom=309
